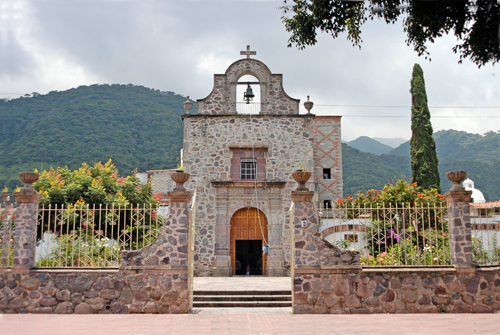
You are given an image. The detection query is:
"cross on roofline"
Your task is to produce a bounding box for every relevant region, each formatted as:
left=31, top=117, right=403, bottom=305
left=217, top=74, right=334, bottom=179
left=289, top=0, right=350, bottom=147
left=240, top=45, right=256, bottom=59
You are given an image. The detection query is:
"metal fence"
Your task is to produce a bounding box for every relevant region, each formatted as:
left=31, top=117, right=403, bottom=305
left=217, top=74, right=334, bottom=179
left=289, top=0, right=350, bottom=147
left=319, top=202, right=500, bottom=266
left=35, top=204, right=167, bottom=268
left=0, top=206, right=16, bottom=267
left=234, top=102, right=261, bottom=115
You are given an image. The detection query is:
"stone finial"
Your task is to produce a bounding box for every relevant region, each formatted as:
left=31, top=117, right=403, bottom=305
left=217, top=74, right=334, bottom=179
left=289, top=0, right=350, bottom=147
left=14, top=172, right=42, bottom=203
left=291, top=171, right=312, bottom=191
left=446, top=170, right=467, bottom=192
left=183, top=96, right=193, bottom=114
left=304, top=96, right=314, bottom=114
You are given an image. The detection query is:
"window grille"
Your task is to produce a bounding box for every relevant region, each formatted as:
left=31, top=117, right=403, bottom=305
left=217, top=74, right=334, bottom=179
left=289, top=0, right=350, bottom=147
left=240, top=159, right=256, bottom=180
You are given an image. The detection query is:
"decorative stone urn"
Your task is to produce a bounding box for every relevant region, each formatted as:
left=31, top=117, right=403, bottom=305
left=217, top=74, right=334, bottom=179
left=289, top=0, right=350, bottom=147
left=1, top=192, right=10, bottom=203
left=19, top=172, right=40, bottom=187
left=291, top=171, right=312, bottom=191
left=446, top=171, right=467, bottom=192
left=171, top=171, right=190, bottom=192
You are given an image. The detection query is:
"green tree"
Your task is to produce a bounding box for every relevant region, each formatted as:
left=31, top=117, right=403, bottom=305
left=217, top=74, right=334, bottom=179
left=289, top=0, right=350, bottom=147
left=410, top=64, right=440, bottom=192
left=281, top=0, right=500, bottom=67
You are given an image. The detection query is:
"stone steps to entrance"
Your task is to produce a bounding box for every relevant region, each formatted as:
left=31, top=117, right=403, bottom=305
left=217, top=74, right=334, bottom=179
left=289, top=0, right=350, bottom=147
left=193, top=290, right=292, bottom=308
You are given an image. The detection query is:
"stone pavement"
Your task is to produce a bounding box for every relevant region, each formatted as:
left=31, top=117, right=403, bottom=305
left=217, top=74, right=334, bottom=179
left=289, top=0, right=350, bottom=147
left=2, top=313, right=500, bottom=334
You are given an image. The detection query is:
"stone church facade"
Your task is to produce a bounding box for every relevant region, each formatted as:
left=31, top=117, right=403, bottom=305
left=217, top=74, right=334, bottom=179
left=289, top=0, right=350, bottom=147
left=151, top=48, right=342, bottom=277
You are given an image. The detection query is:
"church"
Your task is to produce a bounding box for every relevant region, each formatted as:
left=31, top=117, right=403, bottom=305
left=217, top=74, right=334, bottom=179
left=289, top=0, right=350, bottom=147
left=150, top=47, right=343, bottom=277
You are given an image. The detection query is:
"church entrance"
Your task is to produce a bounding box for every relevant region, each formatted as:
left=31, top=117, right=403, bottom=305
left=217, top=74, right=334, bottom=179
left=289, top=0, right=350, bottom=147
left=230, top=208, right=268, bottom=275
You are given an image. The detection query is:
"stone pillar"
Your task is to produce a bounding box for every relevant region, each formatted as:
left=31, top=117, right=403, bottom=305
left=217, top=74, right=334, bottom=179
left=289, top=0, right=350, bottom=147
left=266, top=195, right=285, bottom=276
left=290, top=190, right=317, bottom=267
left=213, top=190, right=231, bottom=276
left=12, top=178, right=42, bottom=270
left=166, top=190, right=192, bottom=266
left=444, top=171, right=473, bottom=267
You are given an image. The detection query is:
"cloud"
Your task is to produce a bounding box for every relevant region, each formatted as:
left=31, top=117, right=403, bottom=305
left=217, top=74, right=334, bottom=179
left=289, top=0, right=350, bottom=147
left=1, top=0, right=498, bottom=141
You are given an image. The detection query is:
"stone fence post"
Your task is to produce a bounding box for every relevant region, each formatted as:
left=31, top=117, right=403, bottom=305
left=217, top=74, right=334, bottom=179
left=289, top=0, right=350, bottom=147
left=12, top=173, right=42, bottom=270
left=444, top=171, right=473, bottom=268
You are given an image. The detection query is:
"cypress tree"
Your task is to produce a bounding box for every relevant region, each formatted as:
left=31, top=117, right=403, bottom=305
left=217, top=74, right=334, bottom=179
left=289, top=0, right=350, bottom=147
left=410, top=64, right=441, bottom=192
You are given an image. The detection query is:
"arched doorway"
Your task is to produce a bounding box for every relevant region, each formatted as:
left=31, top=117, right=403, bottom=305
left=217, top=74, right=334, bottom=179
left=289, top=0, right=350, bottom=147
left=230, top=207, right=268, bottom=275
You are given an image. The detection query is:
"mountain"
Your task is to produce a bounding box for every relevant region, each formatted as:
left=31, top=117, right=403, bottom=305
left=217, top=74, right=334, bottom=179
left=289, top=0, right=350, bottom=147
left=372, top=137, right=407, bottom=148
left=347, top=136, right=393, bottom=155
left=1, top=85, right=497, bottom=201
left=389, top=129, right=500, bottom=162
left=0, top=84, right=195, bottom=190
left=343, top=141, right=500, bottom=201
left=342, top=143, right=411, bottom=196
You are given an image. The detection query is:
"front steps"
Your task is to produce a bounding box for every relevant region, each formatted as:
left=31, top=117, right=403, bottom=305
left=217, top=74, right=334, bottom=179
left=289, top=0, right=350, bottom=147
left=193, top=289, right=292, bottom=308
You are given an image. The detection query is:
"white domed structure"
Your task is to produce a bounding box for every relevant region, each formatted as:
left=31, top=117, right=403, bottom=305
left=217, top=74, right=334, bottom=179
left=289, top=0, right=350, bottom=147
left=463, top=178, right=486, bottom=203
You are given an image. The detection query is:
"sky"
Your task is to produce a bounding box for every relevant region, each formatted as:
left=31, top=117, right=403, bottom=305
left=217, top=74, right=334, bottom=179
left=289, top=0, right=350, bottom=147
left=1, top=0, right=499, bottom=142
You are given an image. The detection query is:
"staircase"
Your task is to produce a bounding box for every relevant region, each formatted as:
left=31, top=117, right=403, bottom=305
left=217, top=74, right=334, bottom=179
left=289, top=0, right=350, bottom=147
left=193, top=289, right=292, bottom=308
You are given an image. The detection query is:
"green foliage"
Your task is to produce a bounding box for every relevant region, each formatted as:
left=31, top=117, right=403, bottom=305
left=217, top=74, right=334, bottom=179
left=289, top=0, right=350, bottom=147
left=0, top=84, right=196, bottom=191
left=410, top=64, right=440, bottom=193
left=36, top=225, right=121, bottom=267
left=338, top=179, right=446, bottom=208
left=33, top=159, right=157, bottom=206
left=281, top=0, right=500, bottom=67
left=337, top=180, right=447, bottom=262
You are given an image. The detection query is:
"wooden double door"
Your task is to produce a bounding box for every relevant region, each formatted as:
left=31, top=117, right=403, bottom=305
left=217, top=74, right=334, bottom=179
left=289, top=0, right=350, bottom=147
left=230, top=208, right=268, bottom=275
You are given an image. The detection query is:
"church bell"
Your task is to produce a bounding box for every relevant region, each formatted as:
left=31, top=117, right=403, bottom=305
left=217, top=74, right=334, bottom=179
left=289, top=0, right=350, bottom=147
left=243, top=84, right=255, bottom=104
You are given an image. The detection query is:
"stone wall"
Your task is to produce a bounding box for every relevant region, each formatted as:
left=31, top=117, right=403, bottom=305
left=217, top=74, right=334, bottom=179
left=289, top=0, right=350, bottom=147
left=293, top=266, right=500, bottom=314
left=0, top=268, right=188, bottom=314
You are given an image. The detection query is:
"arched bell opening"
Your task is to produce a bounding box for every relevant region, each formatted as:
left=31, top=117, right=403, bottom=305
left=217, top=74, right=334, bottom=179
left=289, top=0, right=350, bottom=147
left=236, top=75, right=261, bottom=115
left=230, top=207, right=268, bottom=275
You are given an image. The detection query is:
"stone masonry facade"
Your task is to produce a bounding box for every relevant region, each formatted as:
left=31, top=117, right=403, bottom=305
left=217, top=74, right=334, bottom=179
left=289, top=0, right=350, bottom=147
left=183, top=114, right=316, bottom=276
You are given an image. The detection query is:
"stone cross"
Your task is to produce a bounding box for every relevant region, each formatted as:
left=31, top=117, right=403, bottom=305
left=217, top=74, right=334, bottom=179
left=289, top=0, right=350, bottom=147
left=240, top=45, right=256, bottom=59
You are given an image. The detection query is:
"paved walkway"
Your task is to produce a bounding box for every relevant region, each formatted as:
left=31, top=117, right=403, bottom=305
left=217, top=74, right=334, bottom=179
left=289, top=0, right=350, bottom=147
left=2, top=313, right=500, bottom=334
left=193, top=276, right=291, bottom=291
left=2, top=277, right=500, bottom=334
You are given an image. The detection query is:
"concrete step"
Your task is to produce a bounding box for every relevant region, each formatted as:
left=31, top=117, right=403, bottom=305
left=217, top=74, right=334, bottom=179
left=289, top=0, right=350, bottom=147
left=193, top=289, right=292, bottom=308
left=194, top=290, right=291, bottom=296
left=194, top=295, right=292, bottom=302
left=193, top=301, right=292, bottom=308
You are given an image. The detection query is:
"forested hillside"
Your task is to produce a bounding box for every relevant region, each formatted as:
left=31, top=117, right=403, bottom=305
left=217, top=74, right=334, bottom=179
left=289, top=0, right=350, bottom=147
left=346, top=136, right=393, bottom=155
left=0, top=84, right=195, bottom=190
left=1, top=85, right=497, bottom=201
left=389, top=129, right=500, bottom=162
left=345, top=130, right=500, bottom=201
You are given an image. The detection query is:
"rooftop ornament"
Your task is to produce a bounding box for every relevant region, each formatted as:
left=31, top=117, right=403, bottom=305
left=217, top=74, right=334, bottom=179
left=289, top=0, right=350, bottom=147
left=183, top=96, right=193, bottom=114
left=304, top=95, right=314, bottom=114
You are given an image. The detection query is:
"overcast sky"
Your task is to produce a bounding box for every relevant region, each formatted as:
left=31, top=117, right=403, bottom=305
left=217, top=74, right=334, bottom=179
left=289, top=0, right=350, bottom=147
left=1, top=0, right=499, bottom=142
